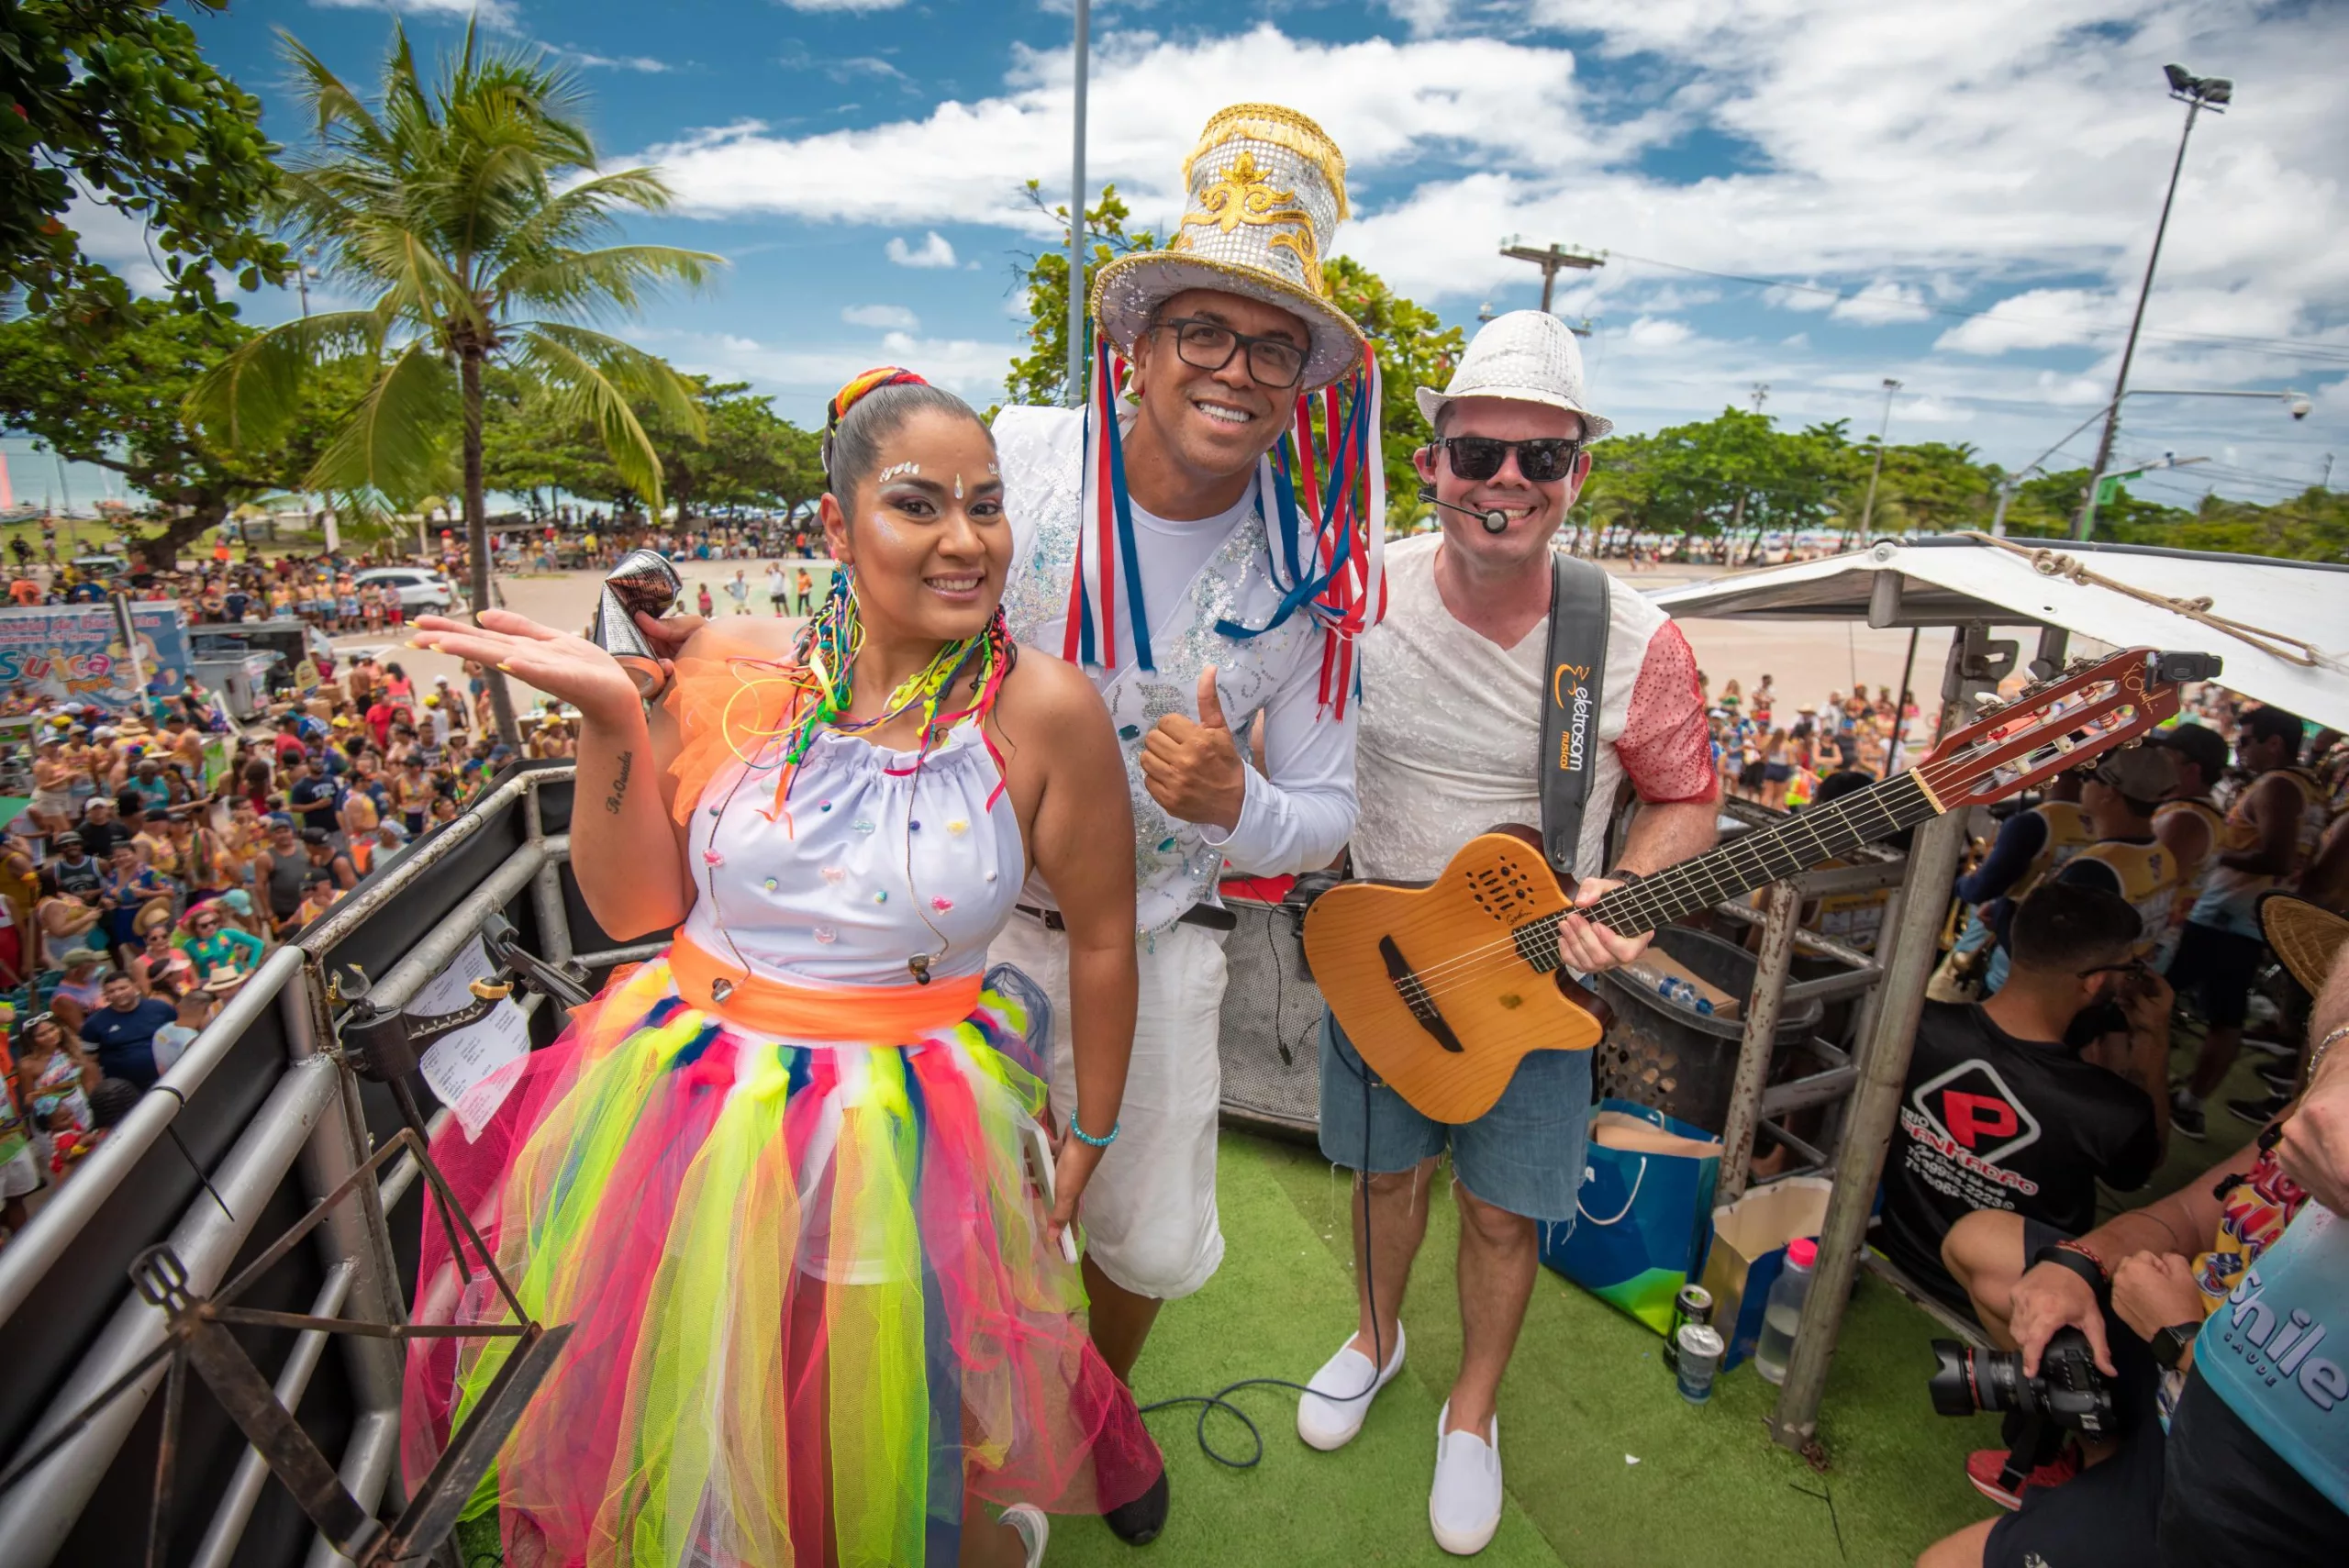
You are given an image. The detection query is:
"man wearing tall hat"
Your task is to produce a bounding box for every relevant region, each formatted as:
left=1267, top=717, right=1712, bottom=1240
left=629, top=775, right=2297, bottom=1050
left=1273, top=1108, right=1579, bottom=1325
left=1295, top=311, right=1718, bottom=1554
left=990, top=106, right=1379, bottom=1539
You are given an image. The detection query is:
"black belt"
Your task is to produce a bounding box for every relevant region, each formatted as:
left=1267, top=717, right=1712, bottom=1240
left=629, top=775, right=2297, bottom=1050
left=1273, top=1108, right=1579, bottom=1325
left=1017, top=902, right=1237, bottom=933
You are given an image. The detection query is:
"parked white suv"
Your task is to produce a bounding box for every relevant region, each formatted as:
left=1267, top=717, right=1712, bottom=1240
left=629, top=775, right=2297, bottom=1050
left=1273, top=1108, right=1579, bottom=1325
left=353, top=566, right=458, bottom=613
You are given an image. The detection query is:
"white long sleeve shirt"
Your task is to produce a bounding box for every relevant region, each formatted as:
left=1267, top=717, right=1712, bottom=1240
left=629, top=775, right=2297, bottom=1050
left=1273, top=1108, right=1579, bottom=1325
left=996, top=405, right=1358, bottom=929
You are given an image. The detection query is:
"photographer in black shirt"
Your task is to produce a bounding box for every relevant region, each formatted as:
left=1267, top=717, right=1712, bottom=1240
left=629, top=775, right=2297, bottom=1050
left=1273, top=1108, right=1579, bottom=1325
left=1880, top=883, right=2167, bottom=1318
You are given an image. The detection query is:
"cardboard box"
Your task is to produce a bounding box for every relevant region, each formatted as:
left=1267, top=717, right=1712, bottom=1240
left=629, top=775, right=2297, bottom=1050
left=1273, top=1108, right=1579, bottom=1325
left=1700, top=1176, right=1832, bottom=1371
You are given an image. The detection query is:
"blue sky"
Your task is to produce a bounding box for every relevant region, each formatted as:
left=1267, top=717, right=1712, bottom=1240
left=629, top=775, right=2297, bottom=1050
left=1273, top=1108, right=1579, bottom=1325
left=18, top=0, right=2349, bottom=517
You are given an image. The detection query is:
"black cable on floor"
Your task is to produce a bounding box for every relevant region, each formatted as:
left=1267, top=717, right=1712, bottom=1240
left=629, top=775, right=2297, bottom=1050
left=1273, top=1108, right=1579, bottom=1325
left=1135, top=1044, right=1387, bottom=1470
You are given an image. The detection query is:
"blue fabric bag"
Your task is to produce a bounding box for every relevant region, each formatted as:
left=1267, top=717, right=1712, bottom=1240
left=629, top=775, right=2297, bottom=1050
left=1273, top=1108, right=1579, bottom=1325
left=1539, top=1100, right=1723, bottom=1335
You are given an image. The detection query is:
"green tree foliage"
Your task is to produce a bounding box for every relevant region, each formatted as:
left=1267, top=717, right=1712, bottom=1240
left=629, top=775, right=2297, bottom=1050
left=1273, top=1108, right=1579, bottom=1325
left=0, top=0, right=288, bottom=324
left=1320, top=256, right=1465, bottom=530
left=483, top=371, right=824, bottom=522
left=1004, top=182, right=1155, bottom=409
left=0, top=301, right=354, bottom=563
left=184, top=22, right=719, bottom=742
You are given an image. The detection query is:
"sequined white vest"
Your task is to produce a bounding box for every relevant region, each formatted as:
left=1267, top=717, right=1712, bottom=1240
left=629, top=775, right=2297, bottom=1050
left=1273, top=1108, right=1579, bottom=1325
left=995, top=405, right=1319, bottom=933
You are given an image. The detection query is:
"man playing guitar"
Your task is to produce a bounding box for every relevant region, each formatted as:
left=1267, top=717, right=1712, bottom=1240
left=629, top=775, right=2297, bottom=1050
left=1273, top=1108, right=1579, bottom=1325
left=1297, top=311, right=1719, bottom=1555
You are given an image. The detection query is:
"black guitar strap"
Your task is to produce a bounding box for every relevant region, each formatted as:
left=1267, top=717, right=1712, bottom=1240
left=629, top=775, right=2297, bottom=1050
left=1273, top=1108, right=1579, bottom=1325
left=1538, top=553, right=1613, bottom=878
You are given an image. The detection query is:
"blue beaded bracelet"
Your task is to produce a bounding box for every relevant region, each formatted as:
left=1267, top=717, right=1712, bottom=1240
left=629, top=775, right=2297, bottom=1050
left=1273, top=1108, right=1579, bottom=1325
left=1068, top=1114, right=1119, bottom=1148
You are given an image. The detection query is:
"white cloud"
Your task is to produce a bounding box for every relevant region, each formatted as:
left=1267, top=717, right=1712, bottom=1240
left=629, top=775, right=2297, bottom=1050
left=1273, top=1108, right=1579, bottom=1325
left=1829, top=281, right=1932, bottom=327
left=311, top=0, right=517, bottom=27
left=613, top=2, right=2344, bottom=484
left=657, top=328, right=1019, bottom=417
left=842, top=304, right=919, bottom=329
left=1935, top=288, right=2112, bottom=355
left=773, top=0, right=907, bottom=11
left=885, top=232, right=958, bottom=269
left=551, top=45, right=672, bottom=73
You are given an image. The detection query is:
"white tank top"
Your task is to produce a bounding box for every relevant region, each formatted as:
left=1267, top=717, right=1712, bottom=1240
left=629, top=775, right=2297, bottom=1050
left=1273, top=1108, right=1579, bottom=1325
left=674, top=720, right=1022, bottom=988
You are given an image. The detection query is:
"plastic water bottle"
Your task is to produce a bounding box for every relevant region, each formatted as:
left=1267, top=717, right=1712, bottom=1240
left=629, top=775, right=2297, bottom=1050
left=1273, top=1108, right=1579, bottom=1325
left=1654, top=976, right=1715, bottom=1016
left=1752, top=1237, right=1818, bottom=1386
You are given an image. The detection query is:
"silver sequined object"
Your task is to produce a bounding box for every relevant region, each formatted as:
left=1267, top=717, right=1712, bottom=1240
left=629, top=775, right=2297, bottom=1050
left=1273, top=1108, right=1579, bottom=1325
left=595, top=549, right=685, bottom=699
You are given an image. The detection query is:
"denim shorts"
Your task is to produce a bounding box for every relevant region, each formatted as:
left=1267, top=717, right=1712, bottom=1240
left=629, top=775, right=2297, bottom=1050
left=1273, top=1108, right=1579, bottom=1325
left=1318, top=1010, right=1594, bottom=1223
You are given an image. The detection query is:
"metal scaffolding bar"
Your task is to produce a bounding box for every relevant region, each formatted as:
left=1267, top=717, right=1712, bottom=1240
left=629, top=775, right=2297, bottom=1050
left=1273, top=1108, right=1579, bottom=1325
left=1767, top=641, right=1976, bottom=1453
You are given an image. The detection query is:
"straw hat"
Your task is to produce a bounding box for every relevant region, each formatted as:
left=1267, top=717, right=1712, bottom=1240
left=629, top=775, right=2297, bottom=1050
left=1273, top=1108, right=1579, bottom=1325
left=1416, top=309, right=1613, bottom=439
left=2260, top=892, right=2349, bottom=995
left=134, top=897, right=176, bottom=936
left=1089, top=104, right=1365, bottom=392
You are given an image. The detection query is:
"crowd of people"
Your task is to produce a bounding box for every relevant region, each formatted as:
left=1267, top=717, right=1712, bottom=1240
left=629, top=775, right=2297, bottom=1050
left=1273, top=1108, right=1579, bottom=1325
left=0, top=628, right=588, bottom=1239
left=1705, top=673, right=1930, bottom=806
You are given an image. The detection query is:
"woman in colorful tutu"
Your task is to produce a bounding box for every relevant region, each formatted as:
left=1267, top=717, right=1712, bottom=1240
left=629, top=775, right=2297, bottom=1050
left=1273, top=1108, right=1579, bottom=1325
left=402, top=369, right=1161, bottom=1566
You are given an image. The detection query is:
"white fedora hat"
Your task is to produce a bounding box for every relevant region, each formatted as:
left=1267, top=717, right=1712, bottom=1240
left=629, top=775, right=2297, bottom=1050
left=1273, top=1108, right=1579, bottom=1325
left=1090, top=104, right=1366, bottom=392
left=1416, top=310, right=1612, bottom=439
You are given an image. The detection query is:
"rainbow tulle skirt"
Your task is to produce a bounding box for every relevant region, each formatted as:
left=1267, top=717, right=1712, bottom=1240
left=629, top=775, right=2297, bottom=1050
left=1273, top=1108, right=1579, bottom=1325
left=400, top=958, right=1160, bottom=1567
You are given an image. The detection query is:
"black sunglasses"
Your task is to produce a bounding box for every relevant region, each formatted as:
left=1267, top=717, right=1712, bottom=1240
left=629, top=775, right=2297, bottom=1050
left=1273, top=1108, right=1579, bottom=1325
left=1435, top=436, right=1586, bottom=484
left=1152, top=317, right=1308, bottom=390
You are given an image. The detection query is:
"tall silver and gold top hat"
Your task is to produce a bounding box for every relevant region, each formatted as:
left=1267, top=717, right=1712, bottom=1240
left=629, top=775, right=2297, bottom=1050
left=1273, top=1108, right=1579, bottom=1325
left=1090, top=104, right=1366, bottom=392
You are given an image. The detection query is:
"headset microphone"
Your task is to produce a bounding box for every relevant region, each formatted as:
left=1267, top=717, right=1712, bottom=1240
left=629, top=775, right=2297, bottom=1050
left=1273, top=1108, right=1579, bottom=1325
left=1416, top=484, right=1510, bottom=534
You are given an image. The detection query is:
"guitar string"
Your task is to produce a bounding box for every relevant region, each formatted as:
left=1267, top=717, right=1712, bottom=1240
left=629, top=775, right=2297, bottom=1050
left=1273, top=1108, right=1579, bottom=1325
left=1397, top=771, right=1932, bottom=986
left=1381, top=689, right=2144, bottom=995
left=1388, top=696, right=2143, bottom=1004
left=1397, top=775, right=1938, bottom=1006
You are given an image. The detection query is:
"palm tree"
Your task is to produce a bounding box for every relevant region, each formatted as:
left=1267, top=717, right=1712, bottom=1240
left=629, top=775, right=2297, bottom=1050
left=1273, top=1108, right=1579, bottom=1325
left=188, top=23, right=718, bottom=742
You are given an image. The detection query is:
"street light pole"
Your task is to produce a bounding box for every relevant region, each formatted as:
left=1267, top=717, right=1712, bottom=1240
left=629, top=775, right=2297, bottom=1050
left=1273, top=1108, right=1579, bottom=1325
left=1063, top=0, right=1091, bottom=409
left=1854, top=377, right=1900, bottom=542
left=2076, top=64, right=2232, bottom=539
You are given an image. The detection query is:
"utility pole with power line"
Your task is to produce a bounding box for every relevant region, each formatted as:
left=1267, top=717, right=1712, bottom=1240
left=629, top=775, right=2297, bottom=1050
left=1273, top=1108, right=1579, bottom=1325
left=2076, top=63, right=2231, bottom=539
left=1498, top=238, right=1605, bottom=312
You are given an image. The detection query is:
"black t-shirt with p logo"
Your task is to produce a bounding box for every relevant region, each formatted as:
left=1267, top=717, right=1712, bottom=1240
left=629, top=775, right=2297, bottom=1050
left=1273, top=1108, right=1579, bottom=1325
left=1876, top=1001, right=2162, bottom=1309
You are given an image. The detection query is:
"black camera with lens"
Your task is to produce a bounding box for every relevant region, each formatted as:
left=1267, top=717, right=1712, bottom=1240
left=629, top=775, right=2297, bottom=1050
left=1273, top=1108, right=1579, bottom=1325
left=1929, top=1328, right=2116, bottom=1440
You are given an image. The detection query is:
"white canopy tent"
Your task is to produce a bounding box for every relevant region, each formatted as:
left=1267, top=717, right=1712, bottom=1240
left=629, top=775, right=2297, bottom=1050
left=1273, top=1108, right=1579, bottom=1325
left=1648, top=535, right=2349, bottom=733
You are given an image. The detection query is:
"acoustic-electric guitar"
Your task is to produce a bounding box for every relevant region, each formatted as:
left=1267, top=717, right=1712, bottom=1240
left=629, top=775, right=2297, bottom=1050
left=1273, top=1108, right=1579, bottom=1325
left=1303, top=647, right=2218, bottom=1124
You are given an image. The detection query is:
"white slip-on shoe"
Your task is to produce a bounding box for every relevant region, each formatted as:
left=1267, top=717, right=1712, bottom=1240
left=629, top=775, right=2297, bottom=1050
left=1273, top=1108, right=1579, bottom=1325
left=1001, top=1503, right=1049, bottom=1568
left=1429, top=1401, right=1504, bottom=1556
left=1297, top=1320, right=1408, bottom=1451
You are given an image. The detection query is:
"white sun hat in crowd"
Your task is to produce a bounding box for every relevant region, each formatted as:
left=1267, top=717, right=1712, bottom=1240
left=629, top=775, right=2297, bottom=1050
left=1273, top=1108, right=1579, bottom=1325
left=1416, top=309, right=1613, bottom=439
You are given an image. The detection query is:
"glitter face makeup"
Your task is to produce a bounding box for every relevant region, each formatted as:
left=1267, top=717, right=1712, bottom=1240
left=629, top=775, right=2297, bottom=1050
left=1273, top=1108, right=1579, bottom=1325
left=876, top=462, right=920, bottom=484
left=953, top=473, right=965, bottom=500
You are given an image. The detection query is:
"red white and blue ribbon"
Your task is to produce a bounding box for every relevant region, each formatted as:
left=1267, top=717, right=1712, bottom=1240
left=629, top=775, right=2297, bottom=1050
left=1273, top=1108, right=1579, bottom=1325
left=1062, top=337, right=1386, bottom=717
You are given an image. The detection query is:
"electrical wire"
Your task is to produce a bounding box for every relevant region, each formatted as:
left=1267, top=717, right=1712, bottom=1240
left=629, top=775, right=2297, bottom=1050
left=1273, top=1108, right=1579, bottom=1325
left=1603, top=250, right=2349, bottom=368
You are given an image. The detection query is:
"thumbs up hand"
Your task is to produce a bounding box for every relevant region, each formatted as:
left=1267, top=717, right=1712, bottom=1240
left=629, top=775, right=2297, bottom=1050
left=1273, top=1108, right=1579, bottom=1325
left=1141, top=663, right=1247, bottom=832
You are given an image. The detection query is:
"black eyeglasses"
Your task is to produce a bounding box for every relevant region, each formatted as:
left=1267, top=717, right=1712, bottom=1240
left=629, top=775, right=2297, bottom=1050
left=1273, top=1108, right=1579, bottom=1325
left=1152, top=317, right=1308, bottom=390
left=1435, top=436, right=1586, bottom=484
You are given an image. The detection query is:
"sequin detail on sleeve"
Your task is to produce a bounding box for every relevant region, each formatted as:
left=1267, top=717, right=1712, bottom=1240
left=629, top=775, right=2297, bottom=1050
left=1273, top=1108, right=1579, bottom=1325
left=1616, top=621, right=1718, bottom=805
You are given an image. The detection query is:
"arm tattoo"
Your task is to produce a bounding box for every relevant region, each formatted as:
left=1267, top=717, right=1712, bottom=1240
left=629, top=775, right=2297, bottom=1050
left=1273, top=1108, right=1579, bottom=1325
left=606, top=751, right=634, bottom=816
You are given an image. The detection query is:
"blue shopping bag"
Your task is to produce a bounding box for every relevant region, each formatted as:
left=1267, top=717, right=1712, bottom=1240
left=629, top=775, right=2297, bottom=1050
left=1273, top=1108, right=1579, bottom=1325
left=1539, top=1100, right=1723, bottom=1337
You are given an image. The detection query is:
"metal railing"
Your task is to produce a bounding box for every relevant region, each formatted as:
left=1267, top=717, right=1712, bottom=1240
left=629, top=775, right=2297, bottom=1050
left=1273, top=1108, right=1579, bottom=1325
left=0, top=763, right=590, bottom=1568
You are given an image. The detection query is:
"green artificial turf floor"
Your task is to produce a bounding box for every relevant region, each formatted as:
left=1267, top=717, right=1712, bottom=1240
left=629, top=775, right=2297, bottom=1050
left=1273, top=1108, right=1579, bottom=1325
left=1050, top=1131, right=1995, bottom=1568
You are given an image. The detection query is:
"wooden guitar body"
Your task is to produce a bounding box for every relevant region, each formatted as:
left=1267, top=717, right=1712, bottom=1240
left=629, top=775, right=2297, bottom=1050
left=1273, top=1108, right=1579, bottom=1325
left=1304, top=831, right=1603, bottom=1125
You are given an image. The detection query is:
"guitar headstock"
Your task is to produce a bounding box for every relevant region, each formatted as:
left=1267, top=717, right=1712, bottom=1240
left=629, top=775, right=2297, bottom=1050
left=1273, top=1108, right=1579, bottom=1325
left=1920, top=648, right=2220, bottom=810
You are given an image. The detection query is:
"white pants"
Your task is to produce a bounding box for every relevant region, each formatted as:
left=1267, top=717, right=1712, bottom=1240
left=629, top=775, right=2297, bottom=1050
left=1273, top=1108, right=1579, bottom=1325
left=988, top=912, right=1228, bottom=1301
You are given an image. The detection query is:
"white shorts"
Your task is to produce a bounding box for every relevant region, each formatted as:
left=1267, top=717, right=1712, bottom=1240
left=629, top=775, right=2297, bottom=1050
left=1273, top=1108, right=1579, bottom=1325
left=988, top=912, right=1228, bottom=1301
left=0, top=1145, right=39, bottom=1201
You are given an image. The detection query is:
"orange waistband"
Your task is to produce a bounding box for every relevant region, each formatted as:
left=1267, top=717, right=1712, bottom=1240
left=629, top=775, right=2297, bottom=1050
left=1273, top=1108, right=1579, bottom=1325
left=668, top=932, right=983, bottom=1040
